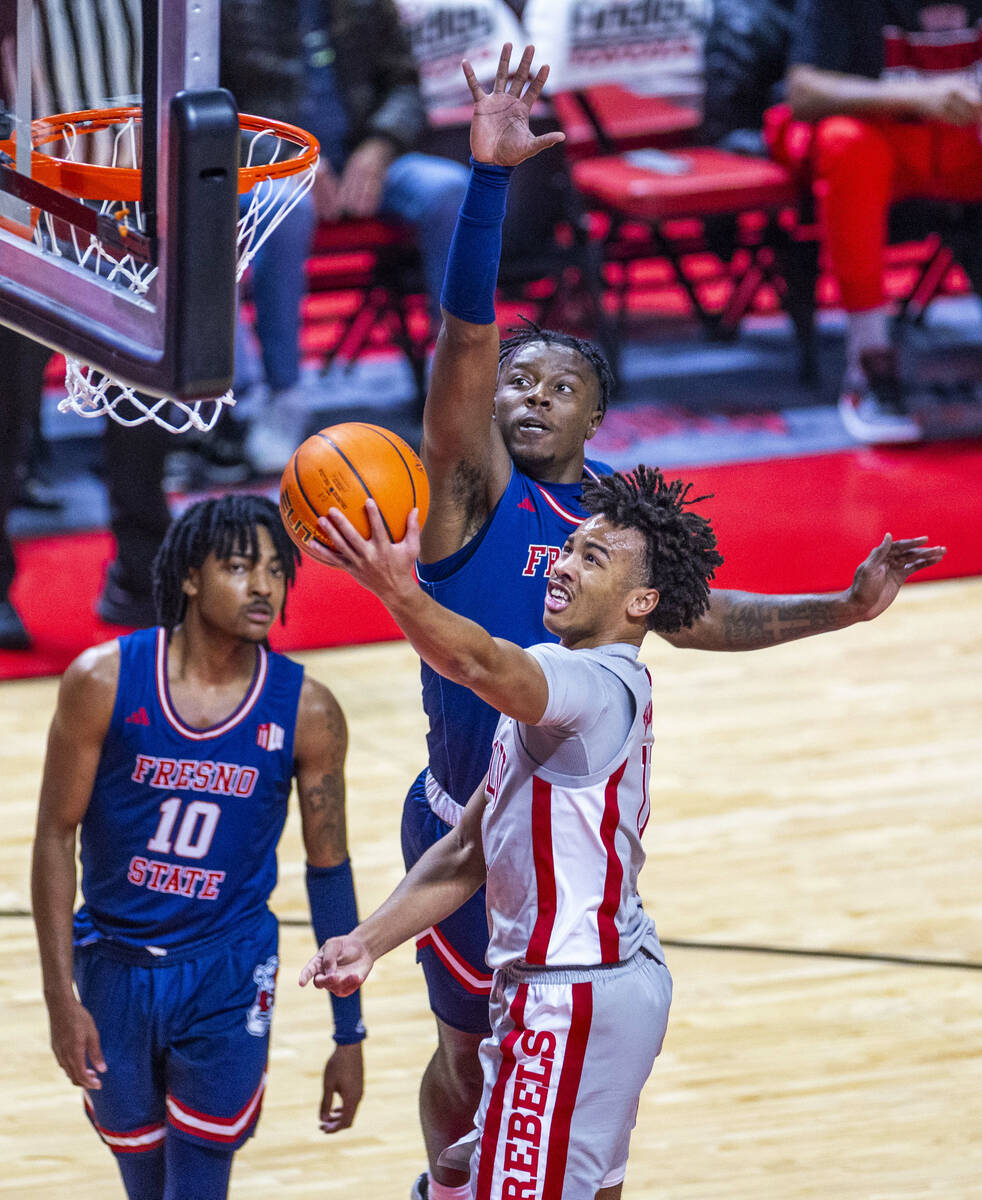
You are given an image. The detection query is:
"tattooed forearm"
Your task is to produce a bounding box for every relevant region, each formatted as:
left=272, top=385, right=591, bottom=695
left=661, top=589, right=856, bottom=651
left=720, top=598, right=850, bottom=648
left=300, top=768, right=348, bottom=859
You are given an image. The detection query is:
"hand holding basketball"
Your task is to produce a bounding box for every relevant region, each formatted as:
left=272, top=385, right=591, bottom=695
left=279, top=422, right=429, bottom=560
left=308, top=502, right=422, bottom=606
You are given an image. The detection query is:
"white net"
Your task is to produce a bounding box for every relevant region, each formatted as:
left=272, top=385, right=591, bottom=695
left=34, top=113, right=318, bottom=433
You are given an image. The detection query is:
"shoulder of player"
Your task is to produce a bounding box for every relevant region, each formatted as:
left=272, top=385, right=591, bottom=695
left=54, top=639, right=120, bottom=735
left=294, top=675, right=347, bottom=751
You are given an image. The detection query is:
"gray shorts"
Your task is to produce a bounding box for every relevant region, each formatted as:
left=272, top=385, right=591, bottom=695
left=469, top=948, right=672, bottom=1199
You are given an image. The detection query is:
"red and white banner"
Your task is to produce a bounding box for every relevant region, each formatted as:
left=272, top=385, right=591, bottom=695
left=521, top=0, right=710, bottom=98
left=397, top=0, right=526, bottom=110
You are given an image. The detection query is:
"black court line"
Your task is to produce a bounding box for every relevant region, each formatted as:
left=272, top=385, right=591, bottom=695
left=3, top=910, right=977, bottom=971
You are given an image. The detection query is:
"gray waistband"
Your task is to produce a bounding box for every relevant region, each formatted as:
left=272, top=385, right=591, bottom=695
left=425, top=769, right=465, bottom=828
left=498, top=947, right=664, bottom=987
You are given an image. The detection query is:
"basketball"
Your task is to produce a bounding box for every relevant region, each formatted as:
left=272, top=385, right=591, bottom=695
left=279, top=422, right=430, bottom=557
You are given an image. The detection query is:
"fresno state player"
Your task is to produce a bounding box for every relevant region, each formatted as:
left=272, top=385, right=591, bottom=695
left=31, top=495, right=364, bottom=1200
left=300, top=466, right=723, bottom=1199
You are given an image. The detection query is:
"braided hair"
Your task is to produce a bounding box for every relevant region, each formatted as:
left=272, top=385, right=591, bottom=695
left=152, top=494, right=301, bottom=630
left=581, top=466, right=723, bottom=633
left=498, top=320, right=614, bottom=417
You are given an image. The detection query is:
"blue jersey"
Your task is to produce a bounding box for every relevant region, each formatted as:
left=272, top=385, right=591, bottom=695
left=74, top=627, right=304, bottom=955
left=416, top=460, right=610, bottom=805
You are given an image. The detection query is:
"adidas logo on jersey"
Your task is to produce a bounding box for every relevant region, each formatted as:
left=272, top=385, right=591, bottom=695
left=257, top=722, right=285, bottom=751
left=518, top=497, right=535, bottom=512
left=126, top=706, right=150, bottom=726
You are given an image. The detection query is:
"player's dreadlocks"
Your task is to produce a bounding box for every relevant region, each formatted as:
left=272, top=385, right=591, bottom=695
left=582, top=466, right=723, bottom=634
left=498, top=319, right=614, bottom=417
left=152, top=495, right=301, bottom=630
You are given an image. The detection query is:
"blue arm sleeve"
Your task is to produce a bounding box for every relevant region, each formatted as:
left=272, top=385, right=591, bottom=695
left=306, top=859, right=366, bottom=1045
left=439, top=158, right=514, bottom=325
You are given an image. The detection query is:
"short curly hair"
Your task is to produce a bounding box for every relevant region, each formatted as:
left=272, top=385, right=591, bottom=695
left=152, top=494, right=301, bottom=630
left=581, top=466, right=723, bottom=633
left=498, top=320, right=614, bottom=418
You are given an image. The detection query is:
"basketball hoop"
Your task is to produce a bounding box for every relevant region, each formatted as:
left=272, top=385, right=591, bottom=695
left=7, top=106, right=319, bottom=433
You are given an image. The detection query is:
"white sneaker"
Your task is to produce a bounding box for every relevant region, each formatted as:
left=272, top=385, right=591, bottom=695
left=837, top=392, right=922, bottom=444
left=245, top=389, right=313, bottom=475
left=838, top=348, right=922, bottom=445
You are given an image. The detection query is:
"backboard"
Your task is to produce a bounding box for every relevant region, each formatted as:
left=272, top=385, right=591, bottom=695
left=0, top=0, right=239, bottom=400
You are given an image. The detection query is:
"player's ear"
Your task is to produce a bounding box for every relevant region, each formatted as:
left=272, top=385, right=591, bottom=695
left=627, top=588, right=659, bottom=619
left=181, top=569, right=200, bottom=599
left=585, top=404, right=603, bottom=439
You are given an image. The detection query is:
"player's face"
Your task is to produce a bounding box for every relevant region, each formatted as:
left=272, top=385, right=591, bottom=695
left=542, top=516, right=655, bottom=648
left=493, top=343, right=603, bottom=482
left=185, top=525, right=287, bottom=641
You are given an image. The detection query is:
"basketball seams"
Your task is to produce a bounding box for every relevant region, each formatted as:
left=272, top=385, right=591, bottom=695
left=350, top=423, right=422, bottom=510
left=280, top=422, right=429, bottom=558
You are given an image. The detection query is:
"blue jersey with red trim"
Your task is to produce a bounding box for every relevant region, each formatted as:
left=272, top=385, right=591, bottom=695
left=74, top=627, right=304, bottom=954
left=416, top=459, right=610, bottom=806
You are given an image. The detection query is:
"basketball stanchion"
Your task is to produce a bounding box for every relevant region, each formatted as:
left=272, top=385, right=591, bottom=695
left=0, top=107, right=318, bottom=434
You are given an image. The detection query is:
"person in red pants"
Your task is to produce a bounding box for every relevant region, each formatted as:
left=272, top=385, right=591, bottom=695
left=785, top=0, right=982, bottom=443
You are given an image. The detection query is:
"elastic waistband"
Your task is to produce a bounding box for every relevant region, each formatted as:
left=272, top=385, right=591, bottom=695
left=498, top=947, right=664, bottom=987
left=425, top=769, right=465, bottom=828
left=76, top=911, right=275, bottom=967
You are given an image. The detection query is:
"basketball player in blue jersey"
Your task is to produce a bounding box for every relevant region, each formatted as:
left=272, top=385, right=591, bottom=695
left=31, top=495, right=365, bottom=1200
left=316, top=45, right=945, bottom=1200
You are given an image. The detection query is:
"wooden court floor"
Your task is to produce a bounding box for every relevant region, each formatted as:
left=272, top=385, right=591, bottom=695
left=2, top=577, right=980, bottom=1199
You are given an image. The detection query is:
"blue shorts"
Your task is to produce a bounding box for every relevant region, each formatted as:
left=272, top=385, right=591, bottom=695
left=74, top=909, right=279, bottom=1156
left=401, top=770, right=492, bottom=1036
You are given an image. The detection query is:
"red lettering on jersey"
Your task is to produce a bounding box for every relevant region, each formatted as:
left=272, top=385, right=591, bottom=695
left=512, top=1076, right=549, bottom=1116
left=234, top=767, right=258, bottom=797
left=522, top=546, right=550, bottom=577
left=191, top=761, right=213, bottom=791
left=127, top=856, right=148, bottom=885
left=519, top=1029, right=556, bottom=1060
left=160, top=866, right=183, bottom=894
left=132, top=755, right=154, bottom=784
left=486, top=740, right=507, bottom=800
left=212, top=763, right=236, bottom=795
left=545, top=546, right=561, bottom=574
left=180, top=867, right=205, bottom=897
left=503, top=1136, right=539, bottom=1175
left=145, top=861, right=169, bottom=889
left=199, top=870, right=225, bottom=900
left=502, top=1182, right=536, bottom=1199
left=150, top=758, right=178, bottom=788
left=173, top=760, right=194, bottom=789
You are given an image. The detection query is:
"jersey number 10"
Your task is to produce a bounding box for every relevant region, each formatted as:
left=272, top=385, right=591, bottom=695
left=147, top=797, right=221, bottom=859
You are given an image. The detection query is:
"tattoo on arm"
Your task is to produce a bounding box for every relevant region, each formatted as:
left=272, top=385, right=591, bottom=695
left=721, top=598, right=842, bottom=648
left=301, top=768, right=348, bottom=860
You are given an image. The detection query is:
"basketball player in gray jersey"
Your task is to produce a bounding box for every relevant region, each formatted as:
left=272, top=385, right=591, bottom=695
left=300, top=466, right=723, bottom=1199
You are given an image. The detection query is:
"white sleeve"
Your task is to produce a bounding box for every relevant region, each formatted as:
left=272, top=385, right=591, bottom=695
left=522, top=645, right=635, bottom=775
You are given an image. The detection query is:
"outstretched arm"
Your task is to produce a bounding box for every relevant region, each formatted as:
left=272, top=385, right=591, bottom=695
left=308, top=502, right=550, bottom=724
left=293, top=678, right=364, bottom=1134
left=661, top=535, right=945, bottom=650
left=299, top=779, right=489, bottom=996
left=420, top=43, right=565, bottom=563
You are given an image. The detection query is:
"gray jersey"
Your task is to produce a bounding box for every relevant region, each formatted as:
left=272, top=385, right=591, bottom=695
left=481, top=642, right=663, bottom=969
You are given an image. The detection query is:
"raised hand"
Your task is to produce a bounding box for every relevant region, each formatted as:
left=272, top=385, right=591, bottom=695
left=307, top=501, right=421, bottom=606
left=465, top=42, right=565, bottom=166
left=848, top=534, right=947, bottom=621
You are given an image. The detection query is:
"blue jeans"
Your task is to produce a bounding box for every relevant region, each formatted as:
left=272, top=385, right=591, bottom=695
left=239, top=152, right=469, bottom=392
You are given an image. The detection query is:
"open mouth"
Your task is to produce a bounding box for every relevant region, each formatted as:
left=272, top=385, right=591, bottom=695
left=545, top=581, right=571, bottom=612
left=517, top=417, right=551, bottom=435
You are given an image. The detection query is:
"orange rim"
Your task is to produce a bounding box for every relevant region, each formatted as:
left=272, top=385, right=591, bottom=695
left=2, top=106, right=318, bottom=201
